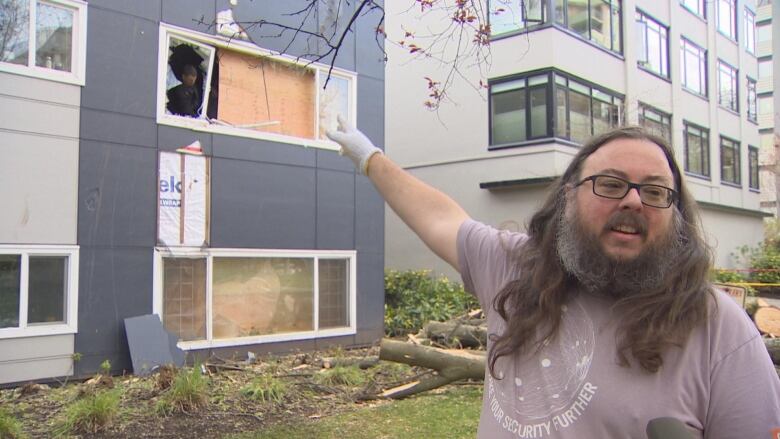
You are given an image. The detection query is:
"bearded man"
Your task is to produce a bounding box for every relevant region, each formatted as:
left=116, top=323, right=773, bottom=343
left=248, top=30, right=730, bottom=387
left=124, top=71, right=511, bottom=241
left=327, top=119, right=780, bottom=438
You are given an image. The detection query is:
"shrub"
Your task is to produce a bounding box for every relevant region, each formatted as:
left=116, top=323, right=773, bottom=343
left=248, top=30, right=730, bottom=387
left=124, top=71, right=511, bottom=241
left=384, top=270, right=478, bottom=336
left=0, top=407, right=25, bottom=439
left=54, top=389, right=120, bottom=435
left=155, top=366, right=208, bottom=416
left=314, top=366, right=366, bottom=387
left=241, top=375, right=288, bottom=404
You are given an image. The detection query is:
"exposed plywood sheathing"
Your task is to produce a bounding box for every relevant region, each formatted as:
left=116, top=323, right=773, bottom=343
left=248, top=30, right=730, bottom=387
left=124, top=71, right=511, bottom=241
left=217, top=50, right=316, bottom=139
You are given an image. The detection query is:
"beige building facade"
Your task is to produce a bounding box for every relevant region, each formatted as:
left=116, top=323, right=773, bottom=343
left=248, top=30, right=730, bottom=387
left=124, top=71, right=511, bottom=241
left=385, top=0, right=768, bottom=279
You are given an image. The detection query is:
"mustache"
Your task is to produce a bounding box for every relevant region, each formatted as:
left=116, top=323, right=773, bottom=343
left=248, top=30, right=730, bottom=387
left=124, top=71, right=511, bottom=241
left=603, top=211, right=648, bottom=237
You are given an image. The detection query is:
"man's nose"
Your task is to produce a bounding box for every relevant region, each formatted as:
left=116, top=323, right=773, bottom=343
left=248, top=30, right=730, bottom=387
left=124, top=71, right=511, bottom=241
left=618, top=187, right=643, bottom=210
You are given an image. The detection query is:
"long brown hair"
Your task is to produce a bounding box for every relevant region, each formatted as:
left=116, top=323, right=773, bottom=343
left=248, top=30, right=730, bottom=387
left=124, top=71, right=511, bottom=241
left=488, top=126, right=713, bottom=376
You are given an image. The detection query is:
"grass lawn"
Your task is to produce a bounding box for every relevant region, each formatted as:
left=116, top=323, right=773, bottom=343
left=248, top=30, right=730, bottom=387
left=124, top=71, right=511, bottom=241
left=232, top=384, right=483, bottom=439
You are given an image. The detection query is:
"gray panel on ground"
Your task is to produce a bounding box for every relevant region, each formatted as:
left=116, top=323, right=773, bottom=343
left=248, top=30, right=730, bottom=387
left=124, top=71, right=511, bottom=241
left=125, top=314, right=185, bottom=376
left=78, top=141, right=157, bottom=247
left=82, top=7, right=159, bottom=117
left=210, top=158, right=316, bottom=248
left=316, top=170, right=355, bottom=249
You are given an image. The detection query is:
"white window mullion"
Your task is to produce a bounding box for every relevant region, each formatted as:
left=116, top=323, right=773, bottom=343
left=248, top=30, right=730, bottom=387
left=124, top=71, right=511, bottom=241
left=18, top=253, right=29, bottom=329
left=28, top=0, right=37, bottom=68
left=314, top=69, right=321, bottom=140
left=349, top=254, right=356, bottom=332
left=313, top=256, right=320, bottom=333
left=206, top=255, right=213, bottom=341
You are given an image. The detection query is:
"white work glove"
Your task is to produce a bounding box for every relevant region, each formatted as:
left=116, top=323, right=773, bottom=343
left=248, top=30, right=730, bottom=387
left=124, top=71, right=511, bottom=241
left=326, top=115, right=383, bottom=175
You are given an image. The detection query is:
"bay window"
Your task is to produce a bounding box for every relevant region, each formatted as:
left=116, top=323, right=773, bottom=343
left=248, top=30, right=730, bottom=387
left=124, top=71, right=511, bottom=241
left=489, top=70, right=623, bottom=147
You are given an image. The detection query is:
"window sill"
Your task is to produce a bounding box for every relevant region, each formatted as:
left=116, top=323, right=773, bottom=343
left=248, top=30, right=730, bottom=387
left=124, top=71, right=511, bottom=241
left=0, top=62, right=84, bottom=86
left=749, top=187, right=760, bottom=193
left=718, top=105, right=740, bottom=116
left=158, top=116, right=340, bottom=151
left=551, top=24, right=624, bottom=60
left=680, top=6, right=707, bottom=22
left=0, top=324, right=77, bottom=340
left=637, top=65, right=672, bottom=83
left=685, top=172, right=711, bottom=181
left=488, top=136, right=579, bottom=151
left=748, top=118, right=758, bottom=125
left=176, top=326, right=357, bottom=351
left=682, top=87, right=709, bottom=101
left=721, top=180, right=742, bottom=188
left=716, top=31, right=738, bottom=45
left=490, top=22, right=550, bottom=42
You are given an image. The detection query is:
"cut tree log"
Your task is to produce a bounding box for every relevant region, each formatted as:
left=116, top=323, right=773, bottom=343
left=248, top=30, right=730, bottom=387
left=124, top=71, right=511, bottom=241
left=423, top=321, right=487, bottom=348
left=755, top=306, right=780, bottom=337
left=378, top=338, right=485, bottom=399
left=765, top=338, right=780, bottom=365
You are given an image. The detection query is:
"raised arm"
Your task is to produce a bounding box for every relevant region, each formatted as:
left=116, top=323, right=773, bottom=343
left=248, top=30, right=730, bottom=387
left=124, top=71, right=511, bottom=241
left=327, top=117, right=469, bottom=272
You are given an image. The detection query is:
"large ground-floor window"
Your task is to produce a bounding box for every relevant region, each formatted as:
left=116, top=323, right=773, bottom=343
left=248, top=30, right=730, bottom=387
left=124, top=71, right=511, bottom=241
left=0, top=245, right=79, bottom=339
left=154, top=248, right=356, bottom=349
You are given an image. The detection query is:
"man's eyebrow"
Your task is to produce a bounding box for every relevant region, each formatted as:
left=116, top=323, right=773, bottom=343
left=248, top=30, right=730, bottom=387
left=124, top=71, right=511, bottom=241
left=598, top=168, right=673, bottom=185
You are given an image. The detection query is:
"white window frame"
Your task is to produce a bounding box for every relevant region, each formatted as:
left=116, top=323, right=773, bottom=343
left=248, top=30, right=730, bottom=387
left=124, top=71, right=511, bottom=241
left=716, top=0, right=736, bottom=40
left=0, top=0, right=87, bottom=85
left=717, top=59, right=738, bottom=112
left=636, top=10, right=669, bottom=78
left=152, top=247, right=357, bottom=350
left=157, top=23, right=357, bottom=151
left=0, top=245, right=79, bottom=339
left=744, top=7, right=756, bottom=54
left=681, top=37, right=707, bottom=97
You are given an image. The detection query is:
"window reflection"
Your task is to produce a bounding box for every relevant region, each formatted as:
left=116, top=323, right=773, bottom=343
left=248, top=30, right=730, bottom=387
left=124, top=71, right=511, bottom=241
left=35, top=1, right=73, bottom=72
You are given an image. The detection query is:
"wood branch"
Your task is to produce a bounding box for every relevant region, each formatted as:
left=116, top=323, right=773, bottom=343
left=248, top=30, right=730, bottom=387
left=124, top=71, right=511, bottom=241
left=377, top=338, right=485, bottom=399
left=424, top=321, right=487, bottom=348
left=755, top=306, right=780, bottom=337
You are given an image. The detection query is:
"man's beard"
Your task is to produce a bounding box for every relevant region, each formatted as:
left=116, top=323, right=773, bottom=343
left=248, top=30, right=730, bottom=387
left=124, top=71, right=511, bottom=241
left=555, top=203, right=684, bottom=299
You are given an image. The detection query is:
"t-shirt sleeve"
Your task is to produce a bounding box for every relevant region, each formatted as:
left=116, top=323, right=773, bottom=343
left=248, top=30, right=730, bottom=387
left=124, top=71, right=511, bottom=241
left=457, top=219, right=528, bottom=309
left=704, top=294, right=780, bottom=439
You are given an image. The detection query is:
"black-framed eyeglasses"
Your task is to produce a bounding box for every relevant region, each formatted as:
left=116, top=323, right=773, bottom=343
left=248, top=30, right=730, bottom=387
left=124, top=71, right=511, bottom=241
left=575, top=174, right=678, bottom=208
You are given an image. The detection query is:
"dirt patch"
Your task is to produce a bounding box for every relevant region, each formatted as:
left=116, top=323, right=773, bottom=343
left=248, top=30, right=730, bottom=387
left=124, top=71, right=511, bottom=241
left=3, top=347, right=415, bottom=439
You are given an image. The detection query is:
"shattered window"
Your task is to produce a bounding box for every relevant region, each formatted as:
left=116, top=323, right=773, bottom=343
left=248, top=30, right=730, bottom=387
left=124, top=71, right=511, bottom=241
left=160, top=28, right=355, bottom=146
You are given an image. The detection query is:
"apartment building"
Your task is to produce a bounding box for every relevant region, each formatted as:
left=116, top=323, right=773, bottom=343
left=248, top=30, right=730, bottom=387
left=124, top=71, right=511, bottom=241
left=0, top=0, right=385, bottom=384
left=386, top=0, right=767, bottom=279
left=757, top=0, right=779, bottom=215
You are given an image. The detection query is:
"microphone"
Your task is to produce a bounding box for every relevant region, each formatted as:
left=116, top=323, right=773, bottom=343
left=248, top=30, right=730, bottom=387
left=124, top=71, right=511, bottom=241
left=646, top=417, right=695, bottom=439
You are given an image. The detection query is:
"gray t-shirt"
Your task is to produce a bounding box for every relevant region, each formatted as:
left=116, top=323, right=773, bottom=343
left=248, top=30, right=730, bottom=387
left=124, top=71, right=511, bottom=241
left=458, top=219, right=780, bottom=439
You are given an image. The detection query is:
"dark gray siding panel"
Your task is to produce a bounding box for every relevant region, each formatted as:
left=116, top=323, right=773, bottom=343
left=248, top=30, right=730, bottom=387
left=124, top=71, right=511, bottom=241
left=82, top=7, right=159, bottom=117
left=158, top=125, right=213, bottom=155
left=162, top=0, right=215, bottom=32
left=87, top=0, right=161, bottom=22
left=230, top=0, right=322, bottom=59
left=354, top=0, right=385, bottom=80
left=316, top=170, right=355, bottom=249
left=356, top=76, right=384, bottom=149
left=316, top=146, right=355, bottom=172
left=212, top=134, right=316, bottom=168
left=78, top=141, right=157, bottom=248
left=355, top=251, right=384, bottom=333
left=74, top=247, right=153, bottom=376
left=210, top=159, right=316, bottom=249
left=80, top=108, right=156, bottom=148
left=355, top=176, right=384, bottom=255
